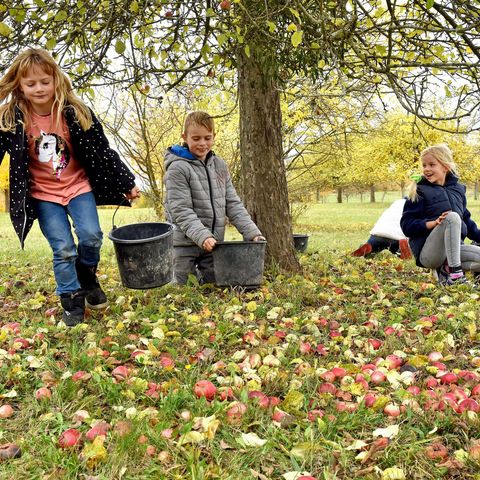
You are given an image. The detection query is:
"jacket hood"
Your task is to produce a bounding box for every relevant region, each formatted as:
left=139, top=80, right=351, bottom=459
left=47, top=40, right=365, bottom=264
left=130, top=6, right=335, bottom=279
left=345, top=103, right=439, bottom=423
left=165, top=145, right=214, bottom=170
left=165, top=145, right=197, bottom=171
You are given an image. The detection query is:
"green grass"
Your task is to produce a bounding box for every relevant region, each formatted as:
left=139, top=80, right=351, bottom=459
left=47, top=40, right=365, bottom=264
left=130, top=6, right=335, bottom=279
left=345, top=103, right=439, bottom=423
left=0, top=206, right=160, bottom=263
left=3, top=195, right=480, bottom=262
left=295, top=196, right=480, bottom=252
left=2, top=199, right=480, bottom=479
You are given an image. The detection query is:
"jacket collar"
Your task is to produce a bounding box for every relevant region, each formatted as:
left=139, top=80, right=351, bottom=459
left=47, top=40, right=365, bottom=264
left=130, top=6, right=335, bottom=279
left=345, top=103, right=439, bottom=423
left=169, top=145, right=214, bottom=162
left=419, top=172, right=458, bottom=187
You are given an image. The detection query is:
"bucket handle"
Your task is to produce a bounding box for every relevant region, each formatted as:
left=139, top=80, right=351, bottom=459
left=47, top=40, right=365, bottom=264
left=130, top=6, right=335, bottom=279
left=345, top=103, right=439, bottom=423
left=112, top=197, right=130, bottom=230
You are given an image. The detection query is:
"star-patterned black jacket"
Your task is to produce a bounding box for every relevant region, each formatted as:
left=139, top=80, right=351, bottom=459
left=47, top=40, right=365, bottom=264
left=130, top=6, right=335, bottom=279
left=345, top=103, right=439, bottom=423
left=0, top=106, right=136, bottom=247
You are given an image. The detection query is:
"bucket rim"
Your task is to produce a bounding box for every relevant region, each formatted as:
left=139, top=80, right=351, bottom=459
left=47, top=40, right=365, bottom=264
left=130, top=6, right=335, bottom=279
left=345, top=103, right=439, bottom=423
left=215, top=240, right=267, bottom=246
left=108, top=222, right=173, bottom=245
left=293, top=233, right=309, bottom=238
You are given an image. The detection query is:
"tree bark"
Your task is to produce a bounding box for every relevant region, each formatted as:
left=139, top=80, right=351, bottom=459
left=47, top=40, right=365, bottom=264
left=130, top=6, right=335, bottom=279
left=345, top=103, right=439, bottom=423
left=237, top=49, right=300, bottom=272
left=370, top=184, right=376, bottom=203
left=337, top=187, right=343, bottom=203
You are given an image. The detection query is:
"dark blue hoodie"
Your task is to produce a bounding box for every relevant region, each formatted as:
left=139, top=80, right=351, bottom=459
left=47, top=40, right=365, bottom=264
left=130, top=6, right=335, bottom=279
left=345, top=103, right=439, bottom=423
left=400, top=173, right=480, bottom=266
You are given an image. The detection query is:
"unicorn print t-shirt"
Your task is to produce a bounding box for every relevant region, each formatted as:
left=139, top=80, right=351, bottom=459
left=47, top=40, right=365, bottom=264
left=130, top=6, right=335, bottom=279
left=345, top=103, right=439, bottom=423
left=27, top=112, right=91, bottom=204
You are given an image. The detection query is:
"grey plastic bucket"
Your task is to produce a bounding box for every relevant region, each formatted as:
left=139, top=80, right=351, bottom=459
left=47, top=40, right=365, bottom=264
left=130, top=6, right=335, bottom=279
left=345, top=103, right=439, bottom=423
left=213, top=241, right=267, bottom=287
left=108, top=222, right=173, bottom=289
left=293, top=234, right=309, bottom=252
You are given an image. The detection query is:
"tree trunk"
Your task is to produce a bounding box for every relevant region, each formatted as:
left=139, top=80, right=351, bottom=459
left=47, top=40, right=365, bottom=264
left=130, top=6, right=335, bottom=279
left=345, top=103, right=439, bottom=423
left=475, top=181, right=479, bottom=200
left=237, top=49, right=300, bottom=272
left=370, top=184, right=376, bottom=203
left=337, top=187, right=343, bottom=203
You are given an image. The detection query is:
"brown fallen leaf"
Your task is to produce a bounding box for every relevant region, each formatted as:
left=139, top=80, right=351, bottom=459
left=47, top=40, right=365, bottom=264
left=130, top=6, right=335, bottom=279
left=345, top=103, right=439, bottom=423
left=361, top=437, right=389, bottom=464
left=219, top=439, right=233, bottom=450
left=250, top=468, right=270, bottom=480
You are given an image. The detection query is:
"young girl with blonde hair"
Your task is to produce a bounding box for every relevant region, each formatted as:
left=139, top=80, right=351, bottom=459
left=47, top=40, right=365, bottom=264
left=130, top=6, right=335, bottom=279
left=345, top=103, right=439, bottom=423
left=0, top=48, right=140, bottom=325
left=401, top=144, right=480, bottom=285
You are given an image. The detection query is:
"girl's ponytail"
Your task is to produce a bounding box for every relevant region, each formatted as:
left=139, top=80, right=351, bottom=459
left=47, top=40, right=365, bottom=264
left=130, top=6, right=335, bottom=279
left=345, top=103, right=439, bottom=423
left=407, top=174, right=421, bottom=201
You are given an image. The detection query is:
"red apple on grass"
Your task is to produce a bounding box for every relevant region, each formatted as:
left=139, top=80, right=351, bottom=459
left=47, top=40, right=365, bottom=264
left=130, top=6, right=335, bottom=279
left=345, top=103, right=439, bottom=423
left=86, top=421, right=110, bottom=441
left=193, top=380, right=217, bottom=401
left=0, top=405, right=14, bottom=419
left=58, top=428, right=82, bottom=448
left=35, top=387, right=52, bottom=400
left=226, top=402, right=247, bottom=424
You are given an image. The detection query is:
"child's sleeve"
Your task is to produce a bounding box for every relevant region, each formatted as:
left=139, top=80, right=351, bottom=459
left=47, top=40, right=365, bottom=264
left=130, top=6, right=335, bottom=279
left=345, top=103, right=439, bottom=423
left=224, top=173, right=262, bottom=240
left=165, top=163, right=215, bottom=247
left=89, top=112, right=136, bottom=193
left=464, top=207, right=480, bottom=242
left=400, top=196, right=431, bottom=238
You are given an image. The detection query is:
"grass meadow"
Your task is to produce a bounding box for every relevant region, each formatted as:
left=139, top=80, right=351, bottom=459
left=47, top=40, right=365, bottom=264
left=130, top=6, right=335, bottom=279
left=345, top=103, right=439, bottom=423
left=2, top=196, right=480, bottom=479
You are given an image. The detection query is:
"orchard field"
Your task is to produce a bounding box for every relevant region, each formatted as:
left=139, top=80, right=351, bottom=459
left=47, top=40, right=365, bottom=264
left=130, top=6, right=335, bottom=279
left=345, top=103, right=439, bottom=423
left=1, top=200, right=480, bottom=479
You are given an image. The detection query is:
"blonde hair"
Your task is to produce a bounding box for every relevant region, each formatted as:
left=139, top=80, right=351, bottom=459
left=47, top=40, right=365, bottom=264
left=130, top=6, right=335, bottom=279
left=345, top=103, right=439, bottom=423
left=407, top=144, right=458, bottom=200
left=0, top=48, right=92, bottom=132
left=183, top=111, right=215, bottom=135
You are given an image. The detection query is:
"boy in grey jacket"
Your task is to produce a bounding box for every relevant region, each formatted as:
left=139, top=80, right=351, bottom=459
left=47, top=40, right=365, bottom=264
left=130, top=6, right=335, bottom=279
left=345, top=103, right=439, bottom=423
left=164, top=111, right=265, bottom=285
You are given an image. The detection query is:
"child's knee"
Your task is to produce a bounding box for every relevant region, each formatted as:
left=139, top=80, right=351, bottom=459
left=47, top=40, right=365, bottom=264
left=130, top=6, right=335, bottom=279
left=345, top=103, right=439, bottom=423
left=54, top=243, right=77, bottom=262
left=78, top=229, right=103, bottom=248
left=445, top=211, right=461, bottom=224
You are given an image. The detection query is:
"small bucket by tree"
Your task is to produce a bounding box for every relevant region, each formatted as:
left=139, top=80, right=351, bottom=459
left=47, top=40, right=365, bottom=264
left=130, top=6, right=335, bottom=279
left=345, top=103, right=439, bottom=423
left=293, top=234, right=309, bottom=252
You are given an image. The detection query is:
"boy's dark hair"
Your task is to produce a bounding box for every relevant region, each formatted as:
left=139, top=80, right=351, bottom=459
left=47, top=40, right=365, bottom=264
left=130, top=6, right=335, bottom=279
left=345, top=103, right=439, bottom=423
left=183, top=111, right=215, bottom=135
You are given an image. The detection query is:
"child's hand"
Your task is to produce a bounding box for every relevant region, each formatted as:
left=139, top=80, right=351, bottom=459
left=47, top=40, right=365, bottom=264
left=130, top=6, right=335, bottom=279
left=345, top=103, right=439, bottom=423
left=126, top=186, right=141, bottom=200
left=202, top=237, right=217, bottom=252
left=427, top=211, right=450, bottom=230
left=253, top=236, right=266, bottom=241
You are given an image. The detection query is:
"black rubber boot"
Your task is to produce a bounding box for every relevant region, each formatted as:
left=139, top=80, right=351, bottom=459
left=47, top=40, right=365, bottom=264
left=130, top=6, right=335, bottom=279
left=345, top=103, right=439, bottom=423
left=60, top=290, right=86, bottom=327
left=75, top=261, right=108, bottom=310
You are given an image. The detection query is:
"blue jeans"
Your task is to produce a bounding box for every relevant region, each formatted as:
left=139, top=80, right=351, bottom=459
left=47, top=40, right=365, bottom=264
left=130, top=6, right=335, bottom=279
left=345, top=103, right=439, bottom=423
left=35, top=192, right=103, bottom=295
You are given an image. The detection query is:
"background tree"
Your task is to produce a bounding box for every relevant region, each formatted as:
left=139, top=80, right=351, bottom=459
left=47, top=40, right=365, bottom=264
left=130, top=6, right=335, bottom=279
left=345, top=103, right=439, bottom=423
left=3, top=1, right=480, bottom=269
left=0, top=154, right=9, bottom=212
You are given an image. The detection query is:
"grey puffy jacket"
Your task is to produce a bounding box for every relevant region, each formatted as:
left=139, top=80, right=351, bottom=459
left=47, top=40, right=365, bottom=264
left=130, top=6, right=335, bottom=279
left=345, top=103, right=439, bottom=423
left=164, top=146, right=262, bottom=247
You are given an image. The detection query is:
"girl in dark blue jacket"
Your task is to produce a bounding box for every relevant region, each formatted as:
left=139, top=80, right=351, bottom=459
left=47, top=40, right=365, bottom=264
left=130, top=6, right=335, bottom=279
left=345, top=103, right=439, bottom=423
left=400, top=144, right=480, bottom=285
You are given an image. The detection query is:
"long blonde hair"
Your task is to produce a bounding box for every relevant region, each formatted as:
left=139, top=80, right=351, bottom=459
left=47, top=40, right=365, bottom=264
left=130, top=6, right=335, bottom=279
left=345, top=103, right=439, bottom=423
left=0, top=48, right=92, bottom=132
left=407, top=144, right=458, bottom=200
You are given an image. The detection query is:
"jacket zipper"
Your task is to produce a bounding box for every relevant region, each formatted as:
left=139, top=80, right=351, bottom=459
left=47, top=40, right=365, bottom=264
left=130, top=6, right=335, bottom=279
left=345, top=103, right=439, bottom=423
left=443, top=185, right=455, bottom=213
left=203, top=160, right=216, bottom=234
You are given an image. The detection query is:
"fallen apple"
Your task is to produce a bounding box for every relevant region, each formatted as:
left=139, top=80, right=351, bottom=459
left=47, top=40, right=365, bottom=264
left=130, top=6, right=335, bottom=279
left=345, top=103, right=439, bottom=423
left=0, top=405, right=14, bottom=419
left=193, top=380, right=217, bottom=401
left=58, top=428, right=82, bottom=448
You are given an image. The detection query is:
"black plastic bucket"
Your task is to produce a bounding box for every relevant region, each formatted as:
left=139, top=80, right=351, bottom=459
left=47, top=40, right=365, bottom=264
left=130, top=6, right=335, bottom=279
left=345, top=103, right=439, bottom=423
left=293, top=234, right=309, bottom=252
left=213, top=241, right=267, bottom=287
left=108, top=222, right=174, bottom=289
